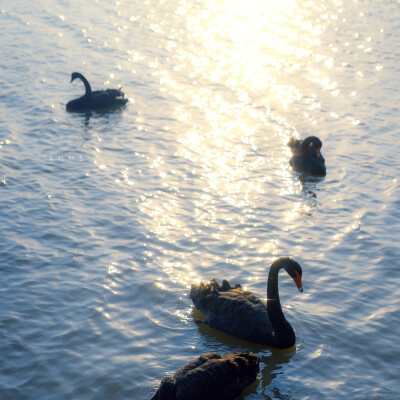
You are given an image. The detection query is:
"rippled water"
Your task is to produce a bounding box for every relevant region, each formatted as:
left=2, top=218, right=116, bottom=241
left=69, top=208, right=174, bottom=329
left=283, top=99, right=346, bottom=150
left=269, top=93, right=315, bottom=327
left=1, top=0, right=399, bottom=399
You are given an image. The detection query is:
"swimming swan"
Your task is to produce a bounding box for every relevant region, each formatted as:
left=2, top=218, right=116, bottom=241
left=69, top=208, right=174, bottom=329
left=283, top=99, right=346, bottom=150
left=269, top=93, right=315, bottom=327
left=66, top=72, right=128, bottom=112
left=288, top=136, right=326, bottom=176
left=190, top=257, right=303, bottom=349
left=150, top=352, right=259, bottom=400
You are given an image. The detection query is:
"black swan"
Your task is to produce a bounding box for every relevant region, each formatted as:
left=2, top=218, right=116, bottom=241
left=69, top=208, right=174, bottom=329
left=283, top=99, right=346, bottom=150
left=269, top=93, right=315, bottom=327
left=190, top=257, right=303, bottom=349
left=150, top=352, right=259, bottom=400
left=66, top=72, right=128, bottom=112
left=288, top=136, right=326, bottom=176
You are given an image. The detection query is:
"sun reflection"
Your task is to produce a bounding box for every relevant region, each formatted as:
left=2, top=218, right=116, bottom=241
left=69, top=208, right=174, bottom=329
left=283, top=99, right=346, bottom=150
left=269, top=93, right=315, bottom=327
left=135, top=0, right=334, bottom=290
left=258, top=239, right=279, bottom=255
left=332, top=211, right=365, bottom=242
left=285, top=202, right=313, bottom=222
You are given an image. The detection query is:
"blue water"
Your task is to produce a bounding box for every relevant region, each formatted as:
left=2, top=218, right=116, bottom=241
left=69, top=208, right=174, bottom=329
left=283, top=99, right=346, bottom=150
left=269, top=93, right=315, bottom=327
left=1, top=0, right=399, bottom=399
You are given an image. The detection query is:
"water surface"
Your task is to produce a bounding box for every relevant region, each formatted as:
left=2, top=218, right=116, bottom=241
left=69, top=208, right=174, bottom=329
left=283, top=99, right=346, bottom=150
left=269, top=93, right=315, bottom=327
left=1, top=0, right=399, bottom=399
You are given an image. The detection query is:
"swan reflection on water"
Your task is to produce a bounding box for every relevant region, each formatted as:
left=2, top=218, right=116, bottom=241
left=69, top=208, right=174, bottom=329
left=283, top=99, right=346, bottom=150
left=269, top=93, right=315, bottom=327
left=66, top=102, right=127, bottom=141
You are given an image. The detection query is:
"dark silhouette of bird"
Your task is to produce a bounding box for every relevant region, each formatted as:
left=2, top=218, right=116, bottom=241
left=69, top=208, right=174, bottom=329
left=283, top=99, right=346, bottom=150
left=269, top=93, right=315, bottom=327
left=66, top=72, right=128, bottom=112
left=190, top=257, right=303, bottom=349
left=288, top=136, right=326, bottom=176
left=150, top=352, right=260, bottom=400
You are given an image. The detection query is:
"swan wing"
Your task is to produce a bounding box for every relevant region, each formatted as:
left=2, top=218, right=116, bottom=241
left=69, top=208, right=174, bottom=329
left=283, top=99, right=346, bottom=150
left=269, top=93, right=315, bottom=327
left=191, top=284, right=274, bottom=344
left=104, top=88, right=125, bottom=98
left=287, top=138, right=302, bottom=155
left=174, top=352, right=259, bottom=400
left=174, top=352, right=222, bottom=376
left=90, top=90, right=128, bottom=109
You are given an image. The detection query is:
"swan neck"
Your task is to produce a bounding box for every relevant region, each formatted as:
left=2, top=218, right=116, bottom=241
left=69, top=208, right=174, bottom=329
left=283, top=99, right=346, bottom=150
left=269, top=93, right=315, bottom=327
left=266, top=262, right=295, bottom=348
left=78, top=74, right=92, bottom=96
left=267, top=262, right=287, bottom=323
left=267, top=263, right=282, bottom=305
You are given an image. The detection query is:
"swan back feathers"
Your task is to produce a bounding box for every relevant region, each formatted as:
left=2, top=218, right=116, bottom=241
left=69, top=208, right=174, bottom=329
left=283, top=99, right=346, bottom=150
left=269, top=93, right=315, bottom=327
left=190, top=278, right=275, bottom=344
left=150, top=352, right=260, bottom=400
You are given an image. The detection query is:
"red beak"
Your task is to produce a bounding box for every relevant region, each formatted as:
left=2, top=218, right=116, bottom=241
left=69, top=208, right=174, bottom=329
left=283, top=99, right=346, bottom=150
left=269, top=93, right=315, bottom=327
left=294, top=273, right=303, bottom=293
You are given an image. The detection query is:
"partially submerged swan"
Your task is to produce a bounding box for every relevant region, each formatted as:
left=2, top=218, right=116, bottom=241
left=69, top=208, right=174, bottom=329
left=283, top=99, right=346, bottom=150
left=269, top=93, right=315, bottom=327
left=66, top=72, right=128, bottom=112
left=190, top=257, right=303, bottom=349
left=150, top=352, right=259, bottom=400
left=288, top=136, right=326, bottom=176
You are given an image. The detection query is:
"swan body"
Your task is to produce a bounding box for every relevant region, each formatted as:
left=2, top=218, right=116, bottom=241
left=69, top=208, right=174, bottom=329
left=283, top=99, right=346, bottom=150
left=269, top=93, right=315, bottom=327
left=66, top=72, right=128, bottom=112
left=150, top=352, right=260, bottom=400
left=288, top=136, right=326, bottom=176
left=190, top=257, right=303, bottom=349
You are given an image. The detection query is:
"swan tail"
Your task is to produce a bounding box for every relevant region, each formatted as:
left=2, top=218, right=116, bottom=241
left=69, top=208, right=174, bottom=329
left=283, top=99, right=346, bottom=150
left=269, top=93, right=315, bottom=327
left=104, top=88, right=126, bottom=98
left=190, top=279, right=242, bottom=314
left=113, top=98, right=128, bottom=106
left=288, top=138, right=302, bottom=155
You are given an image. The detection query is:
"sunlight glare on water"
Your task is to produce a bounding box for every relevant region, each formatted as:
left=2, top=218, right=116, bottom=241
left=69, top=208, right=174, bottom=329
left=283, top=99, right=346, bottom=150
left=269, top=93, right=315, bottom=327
left=144, top=0, right=327, bottom=265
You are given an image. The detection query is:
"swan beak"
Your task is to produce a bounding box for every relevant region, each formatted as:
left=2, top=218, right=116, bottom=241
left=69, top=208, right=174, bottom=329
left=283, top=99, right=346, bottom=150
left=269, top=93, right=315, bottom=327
left=294, top=273, right=303, bottom=293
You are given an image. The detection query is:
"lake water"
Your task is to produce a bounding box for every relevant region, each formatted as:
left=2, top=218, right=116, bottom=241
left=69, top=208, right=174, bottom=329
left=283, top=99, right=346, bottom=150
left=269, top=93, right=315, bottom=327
left=1, top=0, right=399, bottom=399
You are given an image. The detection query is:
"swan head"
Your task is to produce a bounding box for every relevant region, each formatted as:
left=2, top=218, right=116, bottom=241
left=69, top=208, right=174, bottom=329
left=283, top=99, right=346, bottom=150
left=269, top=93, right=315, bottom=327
left=70, top=72, right=83, bottom=83
left=301, top=136, right=323, bottom=158
left=274, top=257, right=303, bottom=293
left=70, top=72, right=79, bottom=83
